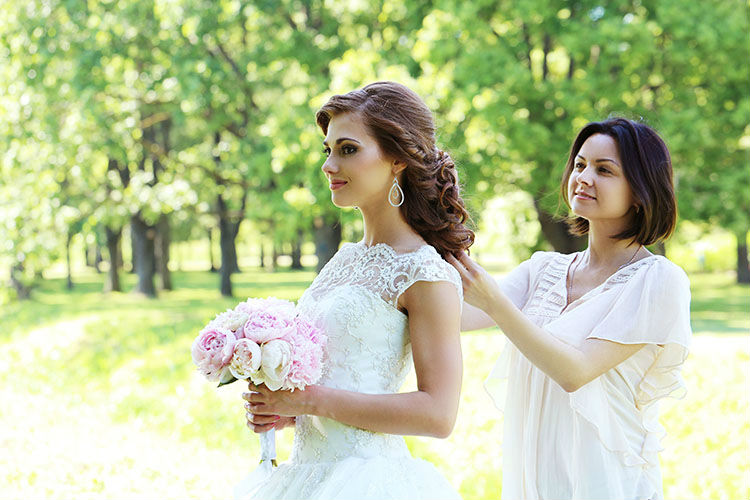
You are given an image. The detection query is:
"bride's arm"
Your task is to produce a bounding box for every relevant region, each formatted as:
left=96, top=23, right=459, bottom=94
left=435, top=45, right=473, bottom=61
left=244, top=280, right=462, bottom=438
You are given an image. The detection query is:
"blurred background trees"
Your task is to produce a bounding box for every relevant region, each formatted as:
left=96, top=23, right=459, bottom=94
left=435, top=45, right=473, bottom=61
left=1, top=0, right=748, bottom=301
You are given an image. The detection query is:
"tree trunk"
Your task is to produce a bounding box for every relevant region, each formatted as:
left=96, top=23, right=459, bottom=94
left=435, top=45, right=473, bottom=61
left=84, top=244, right=93, bottom=268
left=208, top=227, right=218, bottom=272
left=291, top=230, right=303, bottom=270
left=533, top=201, right=586, bottom=254
left=218, top=217, right=241, bottom=297
left=259, top=242, right=265, bottom=269
left=94, top=245, right=103, bottom=273
left=155, top=214, right=172, bottom=290
left=131, top=215, right=157, bottom=297
left=104, top=226, right=122, bottom=293
left=737, top=231, right=750, bottom=284
left=66, top=231, right=74, bottom=290
left=9, top=263, right=31, bottom=300
left=130, top=225, right=138, bottom=274
left=272, top=245, right=280, bottom=269
left=313, top=215, right=341, bottom=272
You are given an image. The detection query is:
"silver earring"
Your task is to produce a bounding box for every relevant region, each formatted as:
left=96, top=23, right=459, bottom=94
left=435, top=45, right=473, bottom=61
left=388, top=177, right=404, bottom=207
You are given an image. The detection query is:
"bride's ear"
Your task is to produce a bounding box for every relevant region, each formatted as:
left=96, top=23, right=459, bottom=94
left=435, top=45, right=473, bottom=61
left=391, top=159, right=407, bottom=176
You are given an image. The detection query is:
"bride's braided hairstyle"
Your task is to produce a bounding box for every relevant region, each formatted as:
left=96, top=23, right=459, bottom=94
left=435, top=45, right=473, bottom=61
left=315, top=81, right=474, bottom=258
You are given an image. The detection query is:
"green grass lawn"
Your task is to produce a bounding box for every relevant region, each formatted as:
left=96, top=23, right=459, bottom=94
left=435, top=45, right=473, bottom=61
left=1, top=268, right=748, bottom=499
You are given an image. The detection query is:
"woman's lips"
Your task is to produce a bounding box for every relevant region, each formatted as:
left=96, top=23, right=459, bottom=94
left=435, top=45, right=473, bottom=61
left=574, top=192, right=595, bottom=200
left=329, top=180, right=347, bottom=191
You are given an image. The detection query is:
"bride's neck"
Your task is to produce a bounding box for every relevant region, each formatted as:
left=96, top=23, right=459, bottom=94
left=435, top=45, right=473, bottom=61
left=359, top=205, right=420, bottom=248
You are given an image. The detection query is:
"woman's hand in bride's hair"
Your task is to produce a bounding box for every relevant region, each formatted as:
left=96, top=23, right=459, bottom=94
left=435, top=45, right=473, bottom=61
left=445, top=251, right=503, bottom=315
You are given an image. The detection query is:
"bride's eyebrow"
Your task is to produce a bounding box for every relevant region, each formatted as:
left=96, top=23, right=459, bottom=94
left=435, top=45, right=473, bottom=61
left=322, top=137, right=361, bottom=146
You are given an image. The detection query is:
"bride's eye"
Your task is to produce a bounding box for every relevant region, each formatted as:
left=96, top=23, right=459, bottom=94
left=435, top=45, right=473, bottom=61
left=341, top=145, right=357, bottom=155
left=322, top=147, right=331, bottom=157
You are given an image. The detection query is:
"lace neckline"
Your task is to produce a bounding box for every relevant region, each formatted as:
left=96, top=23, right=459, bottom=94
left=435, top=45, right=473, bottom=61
left=354, top=240, right=432, bottom=258
left=558, top=252, right=661, bottom=313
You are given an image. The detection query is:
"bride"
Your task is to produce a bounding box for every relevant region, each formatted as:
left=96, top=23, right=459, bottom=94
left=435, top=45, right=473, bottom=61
left=237, top=81, right=474, bottom=499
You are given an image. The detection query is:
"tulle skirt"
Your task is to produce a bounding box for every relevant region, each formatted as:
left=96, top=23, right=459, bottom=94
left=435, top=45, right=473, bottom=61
left=234, top=454, right=460, bottom=500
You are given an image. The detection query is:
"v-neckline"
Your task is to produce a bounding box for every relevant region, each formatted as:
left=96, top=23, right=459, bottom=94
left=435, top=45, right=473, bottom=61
left=559, top=252, right=658, bottom=315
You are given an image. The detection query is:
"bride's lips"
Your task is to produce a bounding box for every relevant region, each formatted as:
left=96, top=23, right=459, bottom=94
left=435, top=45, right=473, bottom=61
left=329, top=179, right=347, bottom=191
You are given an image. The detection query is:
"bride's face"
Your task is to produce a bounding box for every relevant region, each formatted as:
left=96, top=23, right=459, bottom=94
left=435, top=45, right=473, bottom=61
left=321, top=112, right=394, bottom=210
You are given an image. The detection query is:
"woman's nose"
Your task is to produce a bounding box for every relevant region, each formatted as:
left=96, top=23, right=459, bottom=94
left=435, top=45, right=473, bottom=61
left=577, top=164, right=594, bottom=185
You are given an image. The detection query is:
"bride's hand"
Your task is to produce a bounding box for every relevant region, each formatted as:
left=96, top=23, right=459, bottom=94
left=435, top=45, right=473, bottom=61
left=243, top=406, right=295, bottom=434
left=243, top=382, right=317, bottom=421
left=446, top=251, right=503, bottom=314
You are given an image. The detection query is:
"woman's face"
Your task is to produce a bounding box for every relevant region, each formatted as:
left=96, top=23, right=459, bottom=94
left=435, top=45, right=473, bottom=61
left=567, top=133, right=636, bottom=224
left=321, top=112, right=395, bottom=210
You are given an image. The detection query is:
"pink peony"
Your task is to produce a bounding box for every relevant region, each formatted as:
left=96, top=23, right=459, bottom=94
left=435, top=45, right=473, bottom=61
left=243, top=310, right=297, bottom=345
left=191, top=326, right=238, bottom=382
left=236, top=297, right=295, bottom=317
left=284, top=316, right=326, bottom=390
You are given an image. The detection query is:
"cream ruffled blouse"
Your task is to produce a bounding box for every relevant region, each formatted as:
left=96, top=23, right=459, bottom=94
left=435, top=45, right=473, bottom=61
left=485, top=251, right=692, bottom=500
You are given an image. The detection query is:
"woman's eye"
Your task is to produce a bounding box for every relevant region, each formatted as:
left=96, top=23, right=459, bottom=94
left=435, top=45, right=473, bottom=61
left=598, top=167, right=610, bottom=174
left=341, top=145, right=357, bottom=155
left=574, top=162, right=585, bottom=170
left=322, top=147, right=331, bottom=157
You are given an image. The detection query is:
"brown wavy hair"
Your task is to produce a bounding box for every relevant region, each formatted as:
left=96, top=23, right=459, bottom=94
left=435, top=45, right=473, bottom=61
left=316, top=81, right=474, bottom=257
left=560, top=117, right=677, bottom=245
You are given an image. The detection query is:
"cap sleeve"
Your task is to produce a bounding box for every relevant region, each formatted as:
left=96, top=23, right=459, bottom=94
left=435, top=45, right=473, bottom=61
left=392, top=249, right=463, bottom=307
left=545, top=257, right=692, bottom=404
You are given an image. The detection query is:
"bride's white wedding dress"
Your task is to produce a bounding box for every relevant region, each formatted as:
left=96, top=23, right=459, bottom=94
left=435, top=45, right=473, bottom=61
left=235, top=241, right=462, bottom=500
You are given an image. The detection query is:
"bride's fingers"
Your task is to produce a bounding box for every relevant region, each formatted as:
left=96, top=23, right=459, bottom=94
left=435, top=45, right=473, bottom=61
left=247, top=420, right=276, bottom=434
left=245, top=410, right=280, bottom=425
left=242, top=391, right=264, bottom=403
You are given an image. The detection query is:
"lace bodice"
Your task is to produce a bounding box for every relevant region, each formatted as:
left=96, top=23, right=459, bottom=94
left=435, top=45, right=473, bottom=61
left=291, top=241, right=462, bottom=464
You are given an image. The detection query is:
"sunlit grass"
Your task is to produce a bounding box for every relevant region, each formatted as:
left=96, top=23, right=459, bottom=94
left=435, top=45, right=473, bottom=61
left=0, top=268, right=747, bottom=499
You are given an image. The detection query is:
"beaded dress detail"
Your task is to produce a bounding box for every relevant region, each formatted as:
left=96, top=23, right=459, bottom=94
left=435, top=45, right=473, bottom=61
left=236, top=241, right=462, bottom=500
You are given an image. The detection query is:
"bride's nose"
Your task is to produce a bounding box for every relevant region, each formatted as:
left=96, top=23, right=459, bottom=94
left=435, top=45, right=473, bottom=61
left=322, top=157, right=339, bottom=176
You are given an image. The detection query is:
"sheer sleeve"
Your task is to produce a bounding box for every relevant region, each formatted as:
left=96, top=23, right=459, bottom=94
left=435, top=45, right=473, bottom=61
left=544, top=257, right=692, bottom=404
left=497, top=251, right=555, bottom=309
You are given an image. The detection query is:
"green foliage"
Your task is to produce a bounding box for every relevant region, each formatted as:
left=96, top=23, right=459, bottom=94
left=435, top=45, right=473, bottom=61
left=1, top=0, right=748, bottom=294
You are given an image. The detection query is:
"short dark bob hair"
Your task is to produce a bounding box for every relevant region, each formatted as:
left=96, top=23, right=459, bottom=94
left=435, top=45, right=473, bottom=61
left=560, top=117, right=677, bottom=245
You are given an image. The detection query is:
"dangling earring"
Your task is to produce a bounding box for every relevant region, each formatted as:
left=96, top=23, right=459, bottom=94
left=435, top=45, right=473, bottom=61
left=388, top=177, right=404, bottom=207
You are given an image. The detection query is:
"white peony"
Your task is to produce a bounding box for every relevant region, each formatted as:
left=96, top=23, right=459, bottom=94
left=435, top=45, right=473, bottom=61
left=210, top=308, right=250, bottom=334
left=229, top=339, right=262, bottom=380
left=253, top=339, right=293, bottom=391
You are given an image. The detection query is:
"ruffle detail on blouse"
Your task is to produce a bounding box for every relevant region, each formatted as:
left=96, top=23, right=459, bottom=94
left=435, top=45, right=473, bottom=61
left=546, top=256, right=691, bottom=473
left=568, top=380, right=657, bottom=468
left=234, top=455, right=461, bottom=500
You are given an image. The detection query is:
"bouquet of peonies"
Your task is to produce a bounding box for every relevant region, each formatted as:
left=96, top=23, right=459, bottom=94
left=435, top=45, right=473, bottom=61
left=191, top=296, right=326, bottom=469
